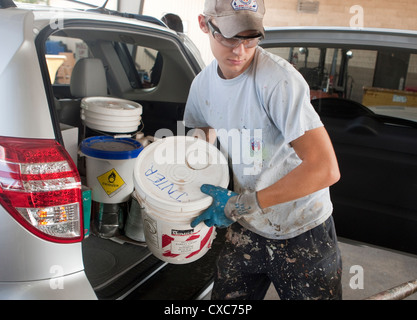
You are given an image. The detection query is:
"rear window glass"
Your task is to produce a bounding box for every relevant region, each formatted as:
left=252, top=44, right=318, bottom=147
left=265, top=46, right=417, bottom=122
left=45, top=35, right=162, bottom=89
left=45, top=36, right=90, bottom=84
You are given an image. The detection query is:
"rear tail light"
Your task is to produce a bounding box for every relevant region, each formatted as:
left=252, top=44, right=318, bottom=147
left=0, top=137, right=83, bottom=243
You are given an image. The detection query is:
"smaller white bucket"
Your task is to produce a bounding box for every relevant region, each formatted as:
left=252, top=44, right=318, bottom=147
left=134, top=136, right=229, bottom=264
left=81, top=97, right=143, bottom=133
left=80, top=136, right=143, bottom=203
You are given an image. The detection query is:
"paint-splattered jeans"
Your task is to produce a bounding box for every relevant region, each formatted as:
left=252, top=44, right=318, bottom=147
left=211, top=216, right=342, bottom=300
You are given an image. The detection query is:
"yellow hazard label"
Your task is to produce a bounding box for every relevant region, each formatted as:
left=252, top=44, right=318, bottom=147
left=97, top=168, right=126, bottom=197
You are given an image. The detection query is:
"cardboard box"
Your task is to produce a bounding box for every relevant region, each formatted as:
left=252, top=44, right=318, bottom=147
left=363, top=87, right=417, bottom=107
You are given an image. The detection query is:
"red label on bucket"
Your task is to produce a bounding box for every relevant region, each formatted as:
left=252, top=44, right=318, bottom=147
left=162, top=227, right=213, bottom=259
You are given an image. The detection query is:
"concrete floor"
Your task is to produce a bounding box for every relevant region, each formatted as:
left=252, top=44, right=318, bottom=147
left=264, top=238, right=417, bottom=300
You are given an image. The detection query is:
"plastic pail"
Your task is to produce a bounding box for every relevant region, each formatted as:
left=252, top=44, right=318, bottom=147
left=133, top=136, right=229, bottom=264
left=80, top=136, right=143, bottom=203
left=81, top=97, right=143, bottom=133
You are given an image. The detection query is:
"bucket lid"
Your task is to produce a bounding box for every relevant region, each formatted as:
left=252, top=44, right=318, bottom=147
left=81, top=111, right=141, bottom=133
left=81, top=97, right=143, bottom=116
left=81, top=109, right=142, bottom=122
left=80, top=136, right=143, bottom=160
left=133, top=136, right=229, bottom=213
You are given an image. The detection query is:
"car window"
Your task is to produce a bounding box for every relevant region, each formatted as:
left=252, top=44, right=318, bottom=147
left=265, top=46, right=417, bottom=122
left=46, top=35, right=90, bottom=84
left=45, top=35, right=162, bottom=90
left=115, top=43, right=161, bottom=88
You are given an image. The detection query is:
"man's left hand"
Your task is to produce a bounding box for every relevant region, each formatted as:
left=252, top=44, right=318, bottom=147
left=191, top=184, right=262, bottom=228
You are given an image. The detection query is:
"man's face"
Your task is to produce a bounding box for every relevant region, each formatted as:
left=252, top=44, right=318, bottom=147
left=199, top=15, right=260, bottom=79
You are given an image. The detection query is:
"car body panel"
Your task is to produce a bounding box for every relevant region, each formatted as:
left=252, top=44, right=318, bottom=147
left=0, top=270, right=96, bottom=300
left=0, top=208, right=85, bottom=282
left=0, top=6, right=87, bottom=288
left=262, top=26, right=417, bottom=51
left=0, top=9, right=54, bottom=139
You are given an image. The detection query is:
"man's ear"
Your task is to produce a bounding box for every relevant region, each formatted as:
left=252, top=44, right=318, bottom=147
left=198, top=14, right=209, bottom=33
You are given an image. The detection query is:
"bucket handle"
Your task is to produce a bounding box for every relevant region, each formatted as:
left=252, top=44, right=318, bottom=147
left=134, top=192, right=146, bottom=209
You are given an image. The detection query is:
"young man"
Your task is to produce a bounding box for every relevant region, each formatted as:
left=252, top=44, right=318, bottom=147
left=184, top=0, right=342, bottom=300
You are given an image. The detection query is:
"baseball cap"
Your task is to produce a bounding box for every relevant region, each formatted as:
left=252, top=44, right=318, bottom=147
left=204, top=0, right=265, bottom=38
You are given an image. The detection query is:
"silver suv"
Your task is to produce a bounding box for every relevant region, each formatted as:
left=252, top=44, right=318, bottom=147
left=0, top=1, right=203, bottom=299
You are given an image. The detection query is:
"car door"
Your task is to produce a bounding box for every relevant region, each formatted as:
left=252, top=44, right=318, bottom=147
left=261, top=27, right=417, bottom=254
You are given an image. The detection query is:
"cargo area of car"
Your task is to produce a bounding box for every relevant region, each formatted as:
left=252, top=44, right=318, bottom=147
left=59, top=98, right=222, bottom=300
left=57, top=94, right=223, bottom=300
left=56, top=95, right=221, bottom=299
left=75, top=98, right=224, bottom=299
left=81, top=228, right=226, bottom=300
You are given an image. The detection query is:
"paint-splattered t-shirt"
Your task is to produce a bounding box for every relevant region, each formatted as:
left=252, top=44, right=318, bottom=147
left=184, top=47, right=333, bottom=239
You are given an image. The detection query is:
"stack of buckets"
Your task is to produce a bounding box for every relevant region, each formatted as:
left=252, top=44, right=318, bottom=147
left=81, top=97, right=142, bottom=134
left=79, top=97, right=230, bottom=264
left=79, top=97, right=144, bottom=239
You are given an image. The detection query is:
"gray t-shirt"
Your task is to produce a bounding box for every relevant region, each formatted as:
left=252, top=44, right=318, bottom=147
left=184, top=47, right=333, bottom=239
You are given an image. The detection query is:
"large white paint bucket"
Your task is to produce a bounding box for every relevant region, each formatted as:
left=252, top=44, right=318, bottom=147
left=133, top=136, right=229, bottom=264
left=81, top=97, right=142, bottom=133
left=80, top=136, right=143, bottom=203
